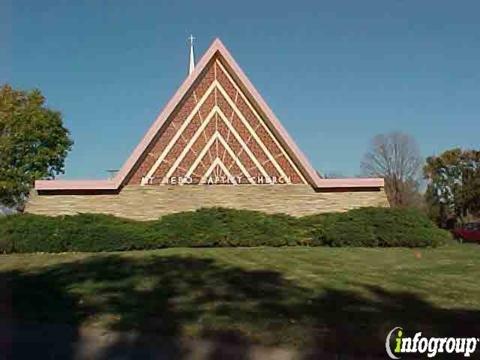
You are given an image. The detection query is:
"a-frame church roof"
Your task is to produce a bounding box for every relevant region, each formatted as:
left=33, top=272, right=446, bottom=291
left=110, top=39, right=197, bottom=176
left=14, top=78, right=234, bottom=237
left=36, top=38, right=383, bottom=192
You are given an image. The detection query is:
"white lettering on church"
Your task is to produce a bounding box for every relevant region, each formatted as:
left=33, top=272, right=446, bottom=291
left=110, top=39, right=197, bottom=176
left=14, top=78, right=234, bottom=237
left=141, top=175, right=290, bottom=186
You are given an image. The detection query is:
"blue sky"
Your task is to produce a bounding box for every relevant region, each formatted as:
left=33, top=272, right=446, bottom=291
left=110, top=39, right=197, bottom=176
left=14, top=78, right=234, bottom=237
left=1, top=0, right=479, bottom=179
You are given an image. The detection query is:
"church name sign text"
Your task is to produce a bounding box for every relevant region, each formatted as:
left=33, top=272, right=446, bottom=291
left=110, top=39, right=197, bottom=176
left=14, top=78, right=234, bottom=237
left=141, top=175, right=291, bottom=185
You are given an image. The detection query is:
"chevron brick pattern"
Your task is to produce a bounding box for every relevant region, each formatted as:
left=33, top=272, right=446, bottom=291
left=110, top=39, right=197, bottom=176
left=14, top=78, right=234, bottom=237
left=126, top=56, right=306, bottom=186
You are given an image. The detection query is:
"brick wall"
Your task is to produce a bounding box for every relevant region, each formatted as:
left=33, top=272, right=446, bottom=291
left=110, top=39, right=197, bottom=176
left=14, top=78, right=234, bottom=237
left=126, top=56, right=307, bottom=186
left=25, top=185, right=389, bottom=220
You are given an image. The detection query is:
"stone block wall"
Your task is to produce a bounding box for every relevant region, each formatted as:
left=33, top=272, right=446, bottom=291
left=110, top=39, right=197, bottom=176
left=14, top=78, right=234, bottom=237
left=25, top=185, right=389, bottom=220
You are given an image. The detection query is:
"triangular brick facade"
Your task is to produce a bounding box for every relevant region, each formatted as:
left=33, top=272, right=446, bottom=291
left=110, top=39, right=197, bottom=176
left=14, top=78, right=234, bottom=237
left=35, top=38, right=383, bottom=192
left=126, top=54, right=306, bottom=186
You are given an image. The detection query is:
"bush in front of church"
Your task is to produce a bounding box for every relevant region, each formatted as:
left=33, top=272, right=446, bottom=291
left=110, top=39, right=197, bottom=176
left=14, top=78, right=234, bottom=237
left=0, top=207, right=450, bottom=253
left=0, top=208, right=302, bottom=253
left=304, top=207, right=451, bottom=247
left=147, top=207, right=302, bottom=247
left=0, top=213, right=151, bottom=253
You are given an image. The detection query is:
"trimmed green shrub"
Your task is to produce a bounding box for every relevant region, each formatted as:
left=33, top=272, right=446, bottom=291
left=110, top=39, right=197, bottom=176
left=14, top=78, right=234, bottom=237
left=150, top=208, right=301, bottom=247
left=0, top=213, right=150, bottom=253
left=303, top=207, right=451, bottom=247
left=310, top=213, right=378, bottom=247
left=0, top=207, right=450, bottom=253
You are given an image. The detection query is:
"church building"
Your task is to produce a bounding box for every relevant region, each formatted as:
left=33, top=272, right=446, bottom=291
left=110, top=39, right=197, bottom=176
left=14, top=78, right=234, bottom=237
left=26, top=38, right=388, bottom=220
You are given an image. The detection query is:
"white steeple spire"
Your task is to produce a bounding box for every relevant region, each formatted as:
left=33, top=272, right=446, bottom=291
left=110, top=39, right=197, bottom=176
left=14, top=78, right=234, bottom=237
left=188, top=34, right=195, bottom=75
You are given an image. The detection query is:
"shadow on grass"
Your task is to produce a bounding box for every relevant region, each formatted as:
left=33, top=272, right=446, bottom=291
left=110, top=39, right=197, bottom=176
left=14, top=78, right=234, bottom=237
left=0, top=254, right=479, bottom=359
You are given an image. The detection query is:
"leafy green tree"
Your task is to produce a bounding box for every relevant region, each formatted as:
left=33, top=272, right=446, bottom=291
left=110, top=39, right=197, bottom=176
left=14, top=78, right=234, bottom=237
left=0, top=84, right=73, bottom=209
left=424, top=148, right=480, bottom=225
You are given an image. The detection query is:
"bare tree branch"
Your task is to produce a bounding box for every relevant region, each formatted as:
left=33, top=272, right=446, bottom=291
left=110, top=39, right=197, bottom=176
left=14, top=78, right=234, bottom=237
left=361, top=131, right=422, bottom=207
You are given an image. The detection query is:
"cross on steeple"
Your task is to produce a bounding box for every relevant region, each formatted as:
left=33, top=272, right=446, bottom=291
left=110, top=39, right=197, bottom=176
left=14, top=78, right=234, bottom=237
left=188, top=34, right=195, bottom=75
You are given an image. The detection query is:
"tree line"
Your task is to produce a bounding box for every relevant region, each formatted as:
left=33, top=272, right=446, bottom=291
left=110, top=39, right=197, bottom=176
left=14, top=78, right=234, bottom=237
left=361, top=131, right=479, bottom=227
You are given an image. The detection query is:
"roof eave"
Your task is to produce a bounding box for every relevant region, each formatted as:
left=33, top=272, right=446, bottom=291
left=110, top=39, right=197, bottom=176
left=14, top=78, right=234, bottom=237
left=35, top=180, right=117, bottom=191
left=313, top=178, right=384, bottom=189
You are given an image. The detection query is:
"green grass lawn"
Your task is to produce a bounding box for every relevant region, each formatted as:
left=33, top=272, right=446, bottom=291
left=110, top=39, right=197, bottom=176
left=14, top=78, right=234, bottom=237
left=1, top=243, right=479, bottom=356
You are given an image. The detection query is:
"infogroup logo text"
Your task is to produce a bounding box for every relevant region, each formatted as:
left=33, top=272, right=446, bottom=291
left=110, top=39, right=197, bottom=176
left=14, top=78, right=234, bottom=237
left=385, top=327, right=479, bottom=358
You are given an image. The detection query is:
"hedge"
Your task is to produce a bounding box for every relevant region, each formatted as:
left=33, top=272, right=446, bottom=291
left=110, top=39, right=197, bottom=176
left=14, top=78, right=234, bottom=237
left=0, top=207, right=450, bottom=253
left=302, top=207, right=451, bottom=247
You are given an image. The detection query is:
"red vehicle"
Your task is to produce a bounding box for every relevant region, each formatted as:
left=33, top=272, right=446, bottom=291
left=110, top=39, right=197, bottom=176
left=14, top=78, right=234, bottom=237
left=453, top=222, right=480, bottom=243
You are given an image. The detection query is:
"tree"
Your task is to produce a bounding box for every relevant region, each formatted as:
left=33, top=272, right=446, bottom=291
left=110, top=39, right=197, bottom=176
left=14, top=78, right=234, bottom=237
left=424, top=148, right=480, bottom=225
left=361, top=131, right=423, bottom=207
left=0, top=84, right=73, bottom=209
